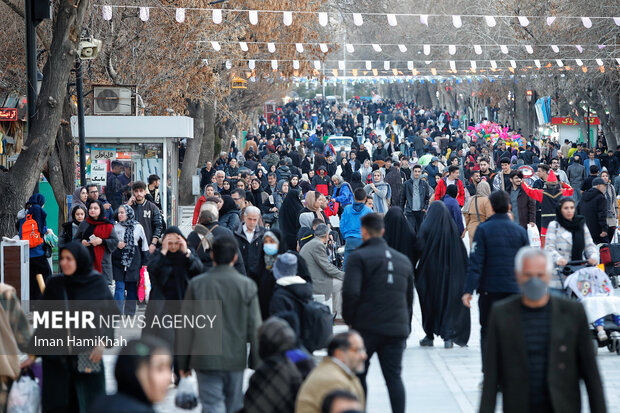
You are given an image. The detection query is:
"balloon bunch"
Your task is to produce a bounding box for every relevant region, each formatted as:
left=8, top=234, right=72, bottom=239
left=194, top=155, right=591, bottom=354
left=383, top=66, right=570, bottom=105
left=467, top=121, right=524, bottom=147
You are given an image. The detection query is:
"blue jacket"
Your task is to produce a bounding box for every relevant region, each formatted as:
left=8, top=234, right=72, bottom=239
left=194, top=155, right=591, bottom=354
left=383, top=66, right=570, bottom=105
left=443, top=195, right=464, bottom=235
left=340, top=202, right=372, bottom=239
left=464, top=213, right=529, bottom=294
left=332, top=182, right=353, bottom=207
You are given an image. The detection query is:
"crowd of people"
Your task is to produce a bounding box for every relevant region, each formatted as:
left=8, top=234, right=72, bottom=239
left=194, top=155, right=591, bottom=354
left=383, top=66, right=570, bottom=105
left=0, top=97, right=616, bottom=413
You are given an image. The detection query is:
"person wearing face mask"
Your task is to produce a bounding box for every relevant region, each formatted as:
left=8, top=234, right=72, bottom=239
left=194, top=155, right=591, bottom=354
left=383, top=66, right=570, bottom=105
left=91, top=338, right=172, bottom=413
left=479, top=247, right=606, bottom=413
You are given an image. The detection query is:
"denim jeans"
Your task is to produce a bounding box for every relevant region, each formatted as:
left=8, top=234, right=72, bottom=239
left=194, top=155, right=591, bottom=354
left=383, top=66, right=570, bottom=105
left=114, top=280, right=138, bottom=315
left=344, top=237, right=364, bottom=268
left=195, top=370, right=244, bottom=413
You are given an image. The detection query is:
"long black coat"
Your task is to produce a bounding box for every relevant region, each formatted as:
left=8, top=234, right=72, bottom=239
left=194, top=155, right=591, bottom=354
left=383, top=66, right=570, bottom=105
left=579, top=188, right=608, bottom=244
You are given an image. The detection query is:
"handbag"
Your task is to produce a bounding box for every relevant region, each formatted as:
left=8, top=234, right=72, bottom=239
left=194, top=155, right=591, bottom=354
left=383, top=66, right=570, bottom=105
left=62, top=289, right=102, bottom=374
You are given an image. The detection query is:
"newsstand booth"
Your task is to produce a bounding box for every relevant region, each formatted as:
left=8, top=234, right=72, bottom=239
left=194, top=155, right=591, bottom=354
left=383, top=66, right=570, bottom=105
left=70, top=116, right=194, bottom=227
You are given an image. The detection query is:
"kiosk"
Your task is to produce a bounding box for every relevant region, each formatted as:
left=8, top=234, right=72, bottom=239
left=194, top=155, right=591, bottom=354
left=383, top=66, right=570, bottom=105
left=71, top=115, right=193, bottom=226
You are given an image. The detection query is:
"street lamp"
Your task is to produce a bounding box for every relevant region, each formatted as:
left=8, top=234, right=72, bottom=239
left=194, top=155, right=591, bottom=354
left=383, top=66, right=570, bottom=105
left=525, top=89, right=533, bottom=103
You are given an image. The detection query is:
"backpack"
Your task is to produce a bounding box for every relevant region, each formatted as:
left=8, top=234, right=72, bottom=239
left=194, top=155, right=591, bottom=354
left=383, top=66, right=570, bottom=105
left=21, top=214, right=43, bottom=249
left=298, top=300, right=334, bottom=352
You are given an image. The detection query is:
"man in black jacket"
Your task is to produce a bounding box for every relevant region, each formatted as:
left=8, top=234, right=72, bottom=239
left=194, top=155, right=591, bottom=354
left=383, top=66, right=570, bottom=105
left=233, top=206, right=264, bottom=285
left=400, top=164, right=432, bottom=232
left=579, top=177, right=609, bottom=244
left=480, top=247, right=606, bottom=413
left=128, top=181, right=163, bottom=253
left=343, top=213, right=414, bottom=413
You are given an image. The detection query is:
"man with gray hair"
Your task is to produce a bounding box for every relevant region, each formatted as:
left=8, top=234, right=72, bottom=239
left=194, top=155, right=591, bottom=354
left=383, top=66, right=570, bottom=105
left=480, top=247, right=606, bottom=413
left=300, top=224, right=345, bottom=321
left=233, top=206, right=264, bottom=285
left=187, top=204, right=246, bottom=275
left=214, top=170, right=226, bottom=193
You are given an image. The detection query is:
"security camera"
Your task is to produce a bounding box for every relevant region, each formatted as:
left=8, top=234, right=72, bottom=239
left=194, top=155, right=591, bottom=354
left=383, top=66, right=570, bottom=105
left=77, top=37, right=102, bottom=60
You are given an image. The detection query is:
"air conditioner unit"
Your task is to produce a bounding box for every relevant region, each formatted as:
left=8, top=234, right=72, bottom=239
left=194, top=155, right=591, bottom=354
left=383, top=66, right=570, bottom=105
left=93, top=86, right=133, bottom=115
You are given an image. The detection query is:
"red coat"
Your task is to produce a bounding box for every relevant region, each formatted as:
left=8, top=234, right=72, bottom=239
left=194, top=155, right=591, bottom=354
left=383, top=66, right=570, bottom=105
left=192, top=196, right=207, bottom=226
left=434, top=177, right=466, bottom=207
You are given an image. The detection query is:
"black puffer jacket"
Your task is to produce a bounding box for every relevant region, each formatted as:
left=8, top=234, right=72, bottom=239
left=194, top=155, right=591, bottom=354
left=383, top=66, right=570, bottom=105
left=579, top=188, right=608, bottom=244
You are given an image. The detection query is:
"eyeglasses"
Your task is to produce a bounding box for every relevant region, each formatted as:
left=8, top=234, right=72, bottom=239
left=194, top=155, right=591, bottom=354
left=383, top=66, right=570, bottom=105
left=89, top=190, right=98, bottom=194
left=231, top=197, right=240, bottom=201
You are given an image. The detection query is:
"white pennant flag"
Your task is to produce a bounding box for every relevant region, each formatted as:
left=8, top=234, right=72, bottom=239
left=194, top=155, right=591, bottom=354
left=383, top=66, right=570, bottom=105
left=398, top=44, right=407, bottom=53
left=518, top=16, right=530, bottom=26
left=346, top=44, right=355, bottom=53
left=295, top=43, right=304, bottom=53
left=293, top=60, right=300, bottom=70
left=338, top=61, right=345, bottom=70
left=319, top=44, right=328, bottom=53
left=249, top=10, right=258, bottom=25
left=510, top=60, right=517, bottom=68
left=314, top=60, right=321, bottom=70
left=556, top=59, right=564, bottom=67
left=239, top=42, right=248, bottom=52
left=283, top=11, right=292, bottom=26
left=423, top=45, right=430, bottom=55
left=500, top=45, right=508, bottom=54
left=450, top=61, right=456, bottom=71
left=353, top=13, right=363, bottom=26
left=225, top=60, right=231, bottom=69
left=582, top=17, right=592, bottom=28
left=175, top=8, right=185, bottom=23
left=365, top=61, right=372, bottom=70
left=407, top=61, right=414, bottom=70
left=575, top=59, right=583, bottom=66
left=534, top=59, right=541, bottom=68
left=387, top=14, right=397, bottom=26
left=616, top=58, right=620, bottom=65
left=425, top=60, right=432, bottom=65
left=372, top=44, right=382, bottom=52
left=551, top=45, right=559, bottom=53
left=102, top=6, right=112, bottom=21
left=420, top=14, right=428, bottom=26
left=139, top=7, right=149, bottom=21
left=575, top=45, right=583, bottom=53
left=614, top=17, right=620, bottom=26
left=485, top=16, right=496, bottom=27
left=248, top=60, right=255, bottom=69
left=211, top=41, right=221, bottom=51
left=490, top=60, right=497, bottom=69
left=212, top=9, right=222, bottom=24
left=267, top=43, right=276, bottom=53
left=384, top=61, right=390, bottom=70
left=525, top=45, right=533, bottom=54
left=474, top=45, right=482, bottom=55
left=470, top=60, right=477, bottom=70
left=596, top=58, right=604, bottom=66
left=271, top=60, right=278, bottom=70
left=318, top=12, right=328, bottom=26
left=452, top=15, right=462, bottom=28
left=547, top=16, right=556, bottom=25
left=448, top=45, right=456, bottom=55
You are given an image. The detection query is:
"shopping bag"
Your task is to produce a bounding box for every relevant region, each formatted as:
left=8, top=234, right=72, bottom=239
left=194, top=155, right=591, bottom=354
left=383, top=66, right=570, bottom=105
left=527, top=225, right=541, bottom=248
left=7, top=369, right=40, bottom=413
left=137, top=266, right=146, bottom=303
left=175, top=375, right=199, bottom=410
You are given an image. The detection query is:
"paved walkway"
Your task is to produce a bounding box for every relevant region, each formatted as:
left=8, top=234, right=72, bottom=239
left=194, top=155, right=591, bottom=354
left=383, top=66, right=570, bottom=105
left=101, top=291, right=620, bottom=412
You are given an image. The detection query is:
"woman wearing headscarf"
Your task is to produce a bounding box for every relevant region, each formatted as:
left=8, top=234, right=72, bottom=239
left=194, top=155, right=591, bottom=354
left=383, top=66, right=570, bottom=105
left=364, top=170, right=391, bottom=214
left=18, top=194, right=53, bottom=301
left=250, top=178, right=268, bottom=212
left=359, top=159, right=373, bottom=184
left=330, top=175, right=354, bottom=216
left=218, top=195, right=241, bottom=231
left=464, top=181, right=494, bottom=245
left=112, top=205, right=149, bottom=316
left=274, top=180, right=290, bottom=210
left=300, top=191, right=328, bottom=225
left=415, top=202, right=470, bottom=348
left=74, top=200, right=118, bottom=285
left=71, top=186, right=88, bottom=214
left=442, top=184, right=465, bottom=236
left=383, top=207, right=417, bottom=265
left=60, top=205, right=87, bottom=248
left=349, top=171, right=364, bottom=192
left=335, top=157, right=353, bottom=183
left=91, top=338, right=172, bottom=413
left=278, top=189, right=303, bottom=251
left=221, top=179, right=232, bottom=196
left=38, top=242, right=115, bottom=413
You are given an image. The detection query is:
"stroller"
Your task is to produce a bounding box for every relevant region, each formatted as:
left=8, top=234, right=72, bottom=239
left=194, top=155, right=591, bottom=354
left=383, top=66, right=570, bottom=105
left=557, top=262, right=620, bottom=354
left=599, top=242, right=620, bottom=289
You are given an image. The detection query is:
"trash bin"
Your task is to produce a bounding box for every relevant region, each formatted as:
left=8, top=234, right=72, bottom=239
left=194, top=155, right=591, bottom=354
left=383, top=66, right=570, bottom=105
left=1, top=239, right=30, bottom=312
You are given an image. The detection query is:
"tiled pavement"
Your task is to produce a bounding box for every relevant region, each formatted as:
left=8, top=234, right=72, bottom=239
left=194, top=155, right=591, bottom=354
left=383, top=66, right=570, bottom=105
left=103, top=292, right=620, bottom=412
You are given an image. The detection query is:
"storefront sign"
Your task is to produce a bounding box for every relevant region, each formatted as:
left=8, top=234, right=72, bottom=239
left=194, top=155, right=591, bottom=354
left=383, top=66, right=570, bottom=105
left=0, top=108, right=18, bottom=121
left=91, top=163, right=107, bottom=185
left=551, top=117, right=600, bottom=126
left=91, top=148, right=116, bottom=160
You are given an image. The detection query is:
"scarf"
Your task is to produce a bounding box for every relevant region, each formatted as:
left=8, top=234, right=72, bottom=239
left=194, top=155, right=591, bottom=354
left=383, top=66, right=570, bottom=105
left=555, top=206, right=586, bottom=261
left=119, top=205, right=138, bottom=267
left=84, top=216, right=114, bottom=273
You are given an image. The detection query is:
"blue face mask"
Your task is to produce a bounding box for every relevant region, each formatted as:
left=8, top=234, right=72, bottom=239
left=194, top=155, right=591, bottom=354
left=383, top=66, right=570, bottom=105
left=263, top=243, right=278, bottom=256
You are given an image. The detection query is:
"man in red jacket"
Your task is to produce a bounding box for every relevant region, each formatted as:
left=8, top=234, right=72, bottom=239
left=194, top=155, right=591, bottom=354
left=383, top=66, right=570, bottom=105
left=434, top=165, right=466, bottom=206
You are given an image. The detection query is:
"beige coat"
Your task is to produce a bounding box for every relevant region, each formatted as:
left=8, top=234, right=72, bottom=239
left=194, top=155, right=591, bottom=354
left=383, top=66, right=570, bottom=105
left=465, top=196, right=494, bottom=244
left=295, top=357, right=365, bottom=413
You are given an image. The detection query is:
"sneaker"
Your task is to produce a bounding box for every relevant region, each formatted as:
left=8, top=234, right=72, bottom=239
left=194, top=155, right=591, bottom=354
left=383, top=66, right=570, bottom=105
left=444, top=340, right=454, bottom=349
left=419, top=336, right=434, bottom=347
left=597, top=329, right=608, bottom=342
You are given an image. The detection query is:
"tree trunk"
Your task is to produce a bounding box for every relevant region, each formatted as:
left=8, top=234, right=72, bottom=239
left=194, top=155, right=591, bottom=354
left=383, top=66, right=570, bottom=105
left=514, top=82, right=532, bottom=136
left=199, top=101, right=216, bottom=163
left=44, top=96, right=76, bottom=226
left=602, top=89, right=619, bottom=149
left=0, top=0, right=90, bottom=237
left=413, top=83, right=432, bottom=108
left=178, top=100, right=205, bottom=205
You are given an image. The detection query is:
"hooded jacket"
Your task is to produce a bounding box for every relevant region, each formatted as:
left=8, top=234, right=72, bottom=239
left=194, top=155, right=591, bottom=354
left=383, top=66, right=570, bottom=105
left=579, top=187, right=609, bottom=244
left=339, top=202, right=372, bottom=239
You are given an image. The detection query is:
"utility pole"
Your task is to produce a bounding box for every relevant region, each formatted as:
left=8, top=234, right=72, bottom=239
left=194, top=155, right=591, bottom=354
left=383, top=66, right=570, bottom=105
left=342, top=32, right=346, bottom=102
left=75, top=59, right=87, bottom=186
left=25, top=0, right=50, bottom=127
